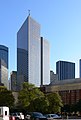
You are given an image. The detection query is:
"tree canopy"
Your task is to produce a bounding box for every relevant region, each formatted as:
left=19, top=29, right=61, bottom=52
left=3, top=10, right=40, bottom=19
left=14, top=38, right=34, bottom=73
left=28, top=96, right=49, bottom=113
left=18, top=82, right=63, bottom=113
left=0, top=86, right=15, bottom=108
left=46, top=92, right=63, bottom=113
left=18, top=82, right=44, bottom=109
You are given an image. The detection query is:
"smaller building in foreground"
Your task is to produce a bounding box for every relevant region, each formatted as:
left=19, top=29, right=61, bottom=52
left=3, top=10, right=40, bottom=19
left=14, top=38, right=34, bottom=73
left=42, top=78, right=81, bottom=105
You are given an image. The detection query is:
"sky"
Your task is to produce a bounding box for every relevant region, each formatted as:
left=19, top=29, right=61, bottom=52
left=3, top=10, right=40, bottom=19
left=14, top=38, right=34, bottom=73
left=0, top=0, right=81, bottom=78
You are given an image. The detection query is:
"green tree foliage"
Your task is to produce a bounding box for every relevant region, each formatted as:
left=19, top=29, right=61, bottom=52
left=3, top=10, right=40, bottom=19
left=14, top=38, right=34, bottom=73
left=0, top=86, right=14, bottom=108
left=28, top=96, right=49, bottom=113
left=46, top=92, right=63, bottom=113
left=18, top=82, right=44, bottom=109
left=18, top=83, right=63, bottom=113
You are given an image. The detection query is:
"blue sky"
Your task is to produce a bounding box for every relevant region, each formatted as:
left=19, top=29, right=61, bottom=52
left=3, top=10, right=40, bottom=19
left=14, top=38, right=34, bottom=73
left=0, top=0, right=81, bottom=78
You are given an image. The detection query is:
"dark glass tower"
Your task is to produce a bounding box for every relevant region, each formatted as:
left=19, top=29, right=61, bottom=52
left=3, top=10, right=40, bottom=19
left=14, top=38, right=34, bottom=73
left=0, top=45, right=8, bottom=88
left=56, top=60, right=75, bottom=80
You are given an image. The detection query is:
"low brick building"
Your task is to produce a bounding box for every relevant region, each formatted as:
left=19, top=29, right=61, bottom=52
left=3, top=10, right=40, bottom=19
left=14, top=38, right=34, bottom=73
left=42, top=78, right=81, bottom=105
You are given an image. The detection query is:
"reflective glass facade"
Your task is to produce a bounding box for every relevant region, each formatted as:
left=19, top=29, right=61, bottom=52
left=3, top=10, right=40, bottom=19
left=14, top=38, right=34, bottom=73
left=0, top=45, right=8, bottom=88
left=17, top=15, right=41, bottom=87
left=41, top=37, right=50, bottom=85
left=0, top=59, right=8, bottom=88
left=56, top=61, right=75, bottom=80
left=17, top=18, right=28, bottom=83
left=0, top=45, right=8, bottom=68
left=28, top=17, right=41, bottom=86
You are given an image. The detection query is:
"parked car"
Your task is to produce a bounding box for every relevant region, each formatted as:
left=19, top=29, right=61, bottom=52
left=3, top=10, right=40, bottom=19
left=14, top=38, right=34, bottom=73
left=11, top=112, right=24, bottom=120
left=25, top=112, right=47, bottom=120
left=44, top=114, right=61, bottom=119
left=25, top=114, right=31, bottom=120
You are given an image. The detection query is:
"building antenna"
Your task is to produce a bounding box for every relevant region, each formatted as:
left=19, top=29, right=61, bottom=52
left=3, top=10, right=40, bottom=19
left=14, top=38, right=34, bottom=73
left=28, top=9, right=30, bottom=16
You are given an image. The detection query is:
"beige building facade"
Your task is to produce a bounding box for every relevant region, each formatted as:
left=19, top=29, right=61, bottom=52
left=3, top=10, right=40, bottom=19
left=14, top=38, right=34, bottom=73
left=44, top=78, right=81, bottom=105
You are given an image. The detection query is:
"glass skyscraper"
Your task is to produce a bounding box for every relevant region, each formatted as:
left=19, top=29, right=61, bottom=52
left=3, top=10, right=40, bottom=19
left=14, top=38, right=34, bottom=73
left=17, top=15, right=41, bottom=88
left=56, top=60, right=75, bottom=80
left=0, top=45, right=8, bottom=88
left=41, top=37, right=50, bottom=85
left=17, top=15, right=50, bottom=90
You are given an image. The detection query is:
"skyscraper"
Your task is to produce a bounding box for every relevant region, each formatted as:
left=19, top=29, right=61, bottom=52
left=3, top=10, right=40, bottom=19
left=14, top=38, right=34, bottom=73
left=17, top=15, right=41, bottom=88
left=56, top=60, right=75, bottom=80
left=41, top=37, right=50, bottom=85
left=10, top=71, right=17, bottom=91
left=17, top=15, right=50, bottom=90
left=0, top=45, right=8, bottom=88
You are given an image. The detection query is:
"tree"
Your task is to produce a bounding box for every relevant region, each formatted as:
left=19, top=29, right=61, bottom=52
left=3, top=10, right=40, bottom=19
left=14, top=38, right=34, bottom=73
left=18, top=83, right=63, bottom=113
left=28, top=96, right=49, bottom=113
left=46, top=92, right=63, bottom=113
left=18, top=82, right=44, bottom=110
left=0, top=86, right=14, bottom=108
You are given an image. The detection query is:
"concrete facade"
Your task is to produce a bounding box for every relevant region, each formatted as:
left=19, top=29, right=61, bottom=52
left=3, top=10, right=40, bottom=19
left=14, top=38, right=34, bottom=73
left=44, top=78, right=81, bottom=105
left=10, top=71, right=17, bottom=91
left=50, top=70, right=58, bottom=83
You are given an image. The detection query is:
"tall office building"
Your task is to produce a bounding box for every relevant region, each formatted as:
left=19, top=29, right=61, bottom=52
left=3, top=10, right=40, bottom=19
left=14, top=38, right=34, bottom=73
left=41, top=37, right=50, bottom=85
left=50, top=70, right=58, bottom=83
left=17, top=15, right=50, bottom=90
left=0, top=45, right=8, bottom=88
left=17, top=15, right=41, bottom=88
left=79, top=59, right=81, bottom=78
left=10, top=71, right=17, bottom=91
left=56, top=60, right=75, bottom=80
